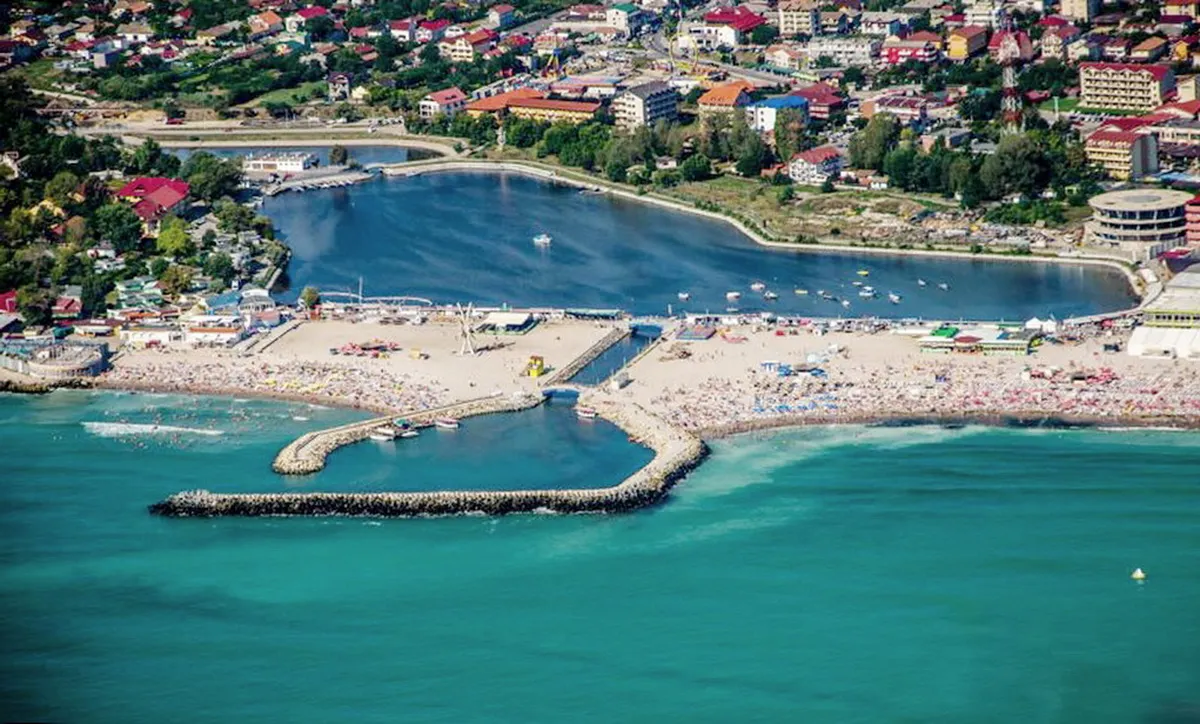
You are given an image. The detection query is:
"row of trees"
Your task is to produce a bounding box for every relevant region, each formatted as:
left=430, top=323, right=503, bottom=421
left=848, top=113, right=1096, bottom=208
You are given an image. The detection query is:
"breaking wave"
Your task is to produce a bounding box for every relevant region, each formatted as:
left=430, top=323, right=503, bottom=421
left=82, top=422, right=224, bottom=437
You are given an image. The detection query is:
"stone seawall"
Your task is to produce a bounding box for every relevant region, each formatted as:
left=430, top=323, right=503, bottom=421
left=271, top=392, right=546, bottom=475
left=541, top=326, right=630, bottom=387
left=151, top=398, right=708, bottom=518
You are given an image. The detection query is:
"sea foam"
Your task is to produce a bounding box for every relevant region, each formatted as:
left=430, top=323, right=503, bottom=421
left=82, top=422, right=224, bottom=437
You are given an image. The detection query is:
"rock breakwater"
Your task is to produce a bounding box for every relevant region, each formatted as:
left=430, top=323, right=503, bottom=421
left=151, top=397, right=707, bottom=518
left=271, top=392, right=546, bottom=475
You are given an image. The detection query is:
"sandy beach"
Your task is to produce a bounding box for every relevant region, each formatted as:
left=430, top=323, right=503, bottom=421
left=99, top=319, right=615, bottom=412
left=592, top=326, right=1200, bottom=434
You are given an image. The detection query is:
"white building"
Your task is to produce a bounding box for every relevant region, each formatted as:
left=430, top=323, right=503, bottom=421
left=805, top=36, right=881, bottom=66
left=419, top=87, right=469, bottom=119
left=243, top=152, right=318, bottom=173
left=744, top=95, right=810, bottom=132
left=788, top=145, right=843, bottom=184
left=676, top=21, right=740, bottom=52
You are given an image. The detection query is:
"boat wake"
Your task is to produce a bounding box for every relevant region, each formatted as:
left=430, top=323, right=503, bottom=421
left=82, top=422, right=224, bottom=437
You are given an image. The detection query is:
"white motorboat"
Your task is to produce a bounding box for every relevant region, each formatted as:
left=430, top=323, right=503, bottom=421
left=677, top=292, right=690, bottom=301
left=532, top=233, right=552, bottom=246
left=938, top=282, right=950, bottom=291
left=763, top=291, right=778, bottom=300
left=726, top=291, right=742, bottom=301
left=841, top=299, right=852, bottom=308
left=852, top=280, right=863, bottom=287
left=917, top=279, right=927, bottom=287
left=369, top=425, right=397, bottom=442
left=750, top=282, right=766, bottom=292
left=434, top=417, right=460, bottom=430
left=576, top=406, right=598, bottom=420
left=888, top=292, right=902, bottom=304
left=400, top=429, right=420, bottom=439
left=794, top=288, right=808, bottom=295
left=858, top=289, right=875, bottom=298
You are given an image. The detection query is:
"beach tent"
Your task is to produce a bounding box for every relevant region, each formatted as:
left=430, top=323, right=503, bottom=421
left=1024, top=317, right=1057, bottom=334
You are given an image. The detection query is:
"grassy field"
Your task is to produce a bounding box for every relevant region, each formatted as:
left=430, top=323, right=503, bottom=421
left=1037, top=97, right=1079, bottom=113
left=246, top=81, right=328, bottom=108
left=13, top=58, right=64, bottom=90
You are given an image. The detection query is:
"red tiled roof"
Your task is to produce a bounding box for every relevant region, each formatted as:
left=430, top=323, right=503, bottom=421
left=1097, top=116, right=1158, bottom=131
left=1038, top=15, right=1070, bottom=26
left=420, top=19, right=451, bottom=30
left=427, top=87, right=467, bottom=104
left=703, top=6, right=767, bottom=33
left=1080, top=61, right=1172, bottom=80
left=491, top=4, right=516, bottom=13
left=1158, top=99, right=1200, bottom=116
left=0, top=290, right=17, bottom=314
left=952, top=24, right=988, bottom=40
left=791, top=82, right=844, bottom=105
left=466, top=88, right=545, bottom=112
left=116, top=177, right=190, bottom=199
left=295, top=6, right=328, bottom=19
left=1086, top=129, right=1143, bottom=145
left=699, top=82, right=752, bottom=107
left=793, top=145, right=841, bottom=164
left=907, top=30, right=941, bottom=43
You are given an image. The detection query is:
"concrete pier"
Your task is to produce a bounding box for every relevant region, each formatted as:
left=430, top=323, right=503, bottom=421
left=151, top=399, right=707, bottom=518
left=540, top=326, right=631, bottom=387
left=271, top=391, right=546, bottom=475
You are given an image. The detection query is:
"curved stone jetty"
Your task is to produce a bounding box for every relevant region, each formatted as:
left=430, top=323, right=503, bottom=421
left=271, top=392, right=546, bottom=475
left=151, top=399, right=707, bottom=518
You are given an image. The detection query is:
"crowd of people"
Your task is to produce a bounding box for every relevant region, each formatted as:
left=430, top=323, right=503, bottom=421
left=100, top=357, right=448, bottom=414
left=641, top=340, right=1200, bottom=434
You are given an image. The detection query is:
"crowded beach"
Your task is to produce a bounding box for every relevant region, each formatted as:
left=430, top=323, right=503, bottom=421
left=596, top=325, right=1200, bottom=435
left=99, top=318, right=617, bottom=412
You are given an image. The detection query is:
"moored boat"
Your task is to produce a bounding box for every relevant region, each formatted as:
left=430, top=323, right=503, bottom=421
left=794, top=288, right=808, bottom=295
left=750, top=282, right=766, bottom=292
left=434, top=417, right=460, bottom=429
left=763, top=291, right=778, bottom=300
left=917, top=279, right=927, bottom=287
left=889, top=292, right=902, bottom=304
left=400, top=429, right=420, bottom=439
left=575, top=405, right=598, bottom=420
left=677, top=292, right=690, bottom=301
left=726, top=291, right=741, bottom=301
left=938, top=282, right=950, bottom=290
left=369, top=425, right=398, bottom=442
left=857, top=269, right=870, bottom=277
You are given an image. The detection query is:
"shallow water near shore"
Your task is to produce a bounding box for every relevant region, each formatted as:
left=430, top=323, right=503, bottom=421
left=264, top=171, right=1137, bottom=319
left=3, top=392, right=1200, bottom=723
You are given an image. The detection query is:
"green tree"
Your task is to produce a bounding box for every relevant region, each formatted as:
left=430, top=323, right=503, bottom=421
left=750, top=25, right=779, bottom=45
left=181, top=151, right=243, bottom=203
left=158, top=264, right=193, bottom=296
left=774, top=107, right=808, bottom=164
left=679, top=154, right=712, bottom=182
left=604, top=157, right=628, bottom=183
left=848, top=114, right=899, bottom=171
left=300, top=286, right=321, bottom=308
left=820, top=177, right=836, bottom=193
left=216, top=201, right=255, bottom=232
left=15, top=284, right=53, bottom=326
left=92, top=203, right=144, bottom=253
left=329, top=145, right=349, bottom=166
left=149, top=256, right=170, bottom=278
left=203, top=252, right=236, bottom=284
left=979, top=134, right=1049, bottom=199
left=155, top=216, right=193, bottom=257
left=775, top=185, right=794, bottom=205
left=44, top=170, right=81, bottom=207
left=735, top=134, right=770, bottom=177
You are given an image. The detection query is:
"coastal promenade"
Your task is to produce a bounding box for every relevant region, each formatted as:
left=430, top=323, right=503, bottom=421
left=151, top=398, right=707, bottom=517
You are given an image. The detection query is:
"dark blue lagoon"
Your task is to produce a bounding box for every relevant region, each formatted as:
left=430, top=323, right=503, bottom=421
left=264, top=171, right=1138, bottom=320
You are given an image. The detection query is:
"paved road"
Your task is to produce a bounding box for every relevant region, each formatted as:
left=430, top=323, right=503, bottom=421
left=642, top=30, right=793, bottom=86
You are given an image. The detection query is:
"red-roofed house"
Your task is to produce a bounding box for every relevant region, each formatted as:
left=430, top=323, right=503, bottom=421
left=790, top=83, right=846, bottom=120
left=1080, top=62, right=1176, bottom=112
left=1164, top=0, right=1200, bottom=20
left=389, top=18, right=418, bottom=41
left=117, top=177, right=190, bottom=235
left=0, top=289, right=17, bottom=315
left=439, top=28, right=498, bottom=62
left=988, top=29, right=1034, bottom=62
left=419, top=87, right=469, bottom=119
left=1084, top=128, right=1158, bottom=180
left=1037, top=15, right=1071, bottom=27
left=1042, top=25, right=1082, bottom=60
left=703, top=6, right=767, bottom=35
left=417, top=19, right=452, bottom=43
left=1157, top=99, right=1200, bottom=119
left=788, top=146, right=842, bottom=185
left=52, top=288, right=83, bottom=320
left=489, top=4, right=517, bottom=28
left=248, top=10, right=284, bottom=39
left=286, top=6, right=329, bottom=33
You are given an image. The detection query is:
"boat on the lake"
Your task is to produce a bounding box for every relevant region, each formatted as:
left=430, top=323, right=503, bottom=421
left=677, top=292, right=690, bottom=301
left=750, top=282, right=766, bottom=292
left=764, top=291, right=778, bottom=300
left=532, top=233, right=552, bottom=246
left=938, top=282, right=950, bottom=291
left=726, top=291, right=742, bottom=301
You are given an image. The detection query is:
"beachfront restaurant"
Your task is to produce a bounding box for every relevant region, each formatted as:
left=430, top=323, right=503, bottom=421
left=475, top=311, right=537, bottom=335
left=918, top=326, right=1033, bottom=355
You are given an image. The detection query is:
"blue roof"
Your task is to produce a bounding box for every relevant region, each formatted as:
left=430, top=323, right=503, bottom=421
left=751, top=95, right=809, bottom=110
left=205, top=291, right=242, bottom=310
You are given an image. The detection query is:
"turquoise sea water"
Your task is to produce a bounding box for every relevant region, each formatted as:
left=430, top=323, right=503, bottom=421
left=3, top=392, right=1200, bottom=723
